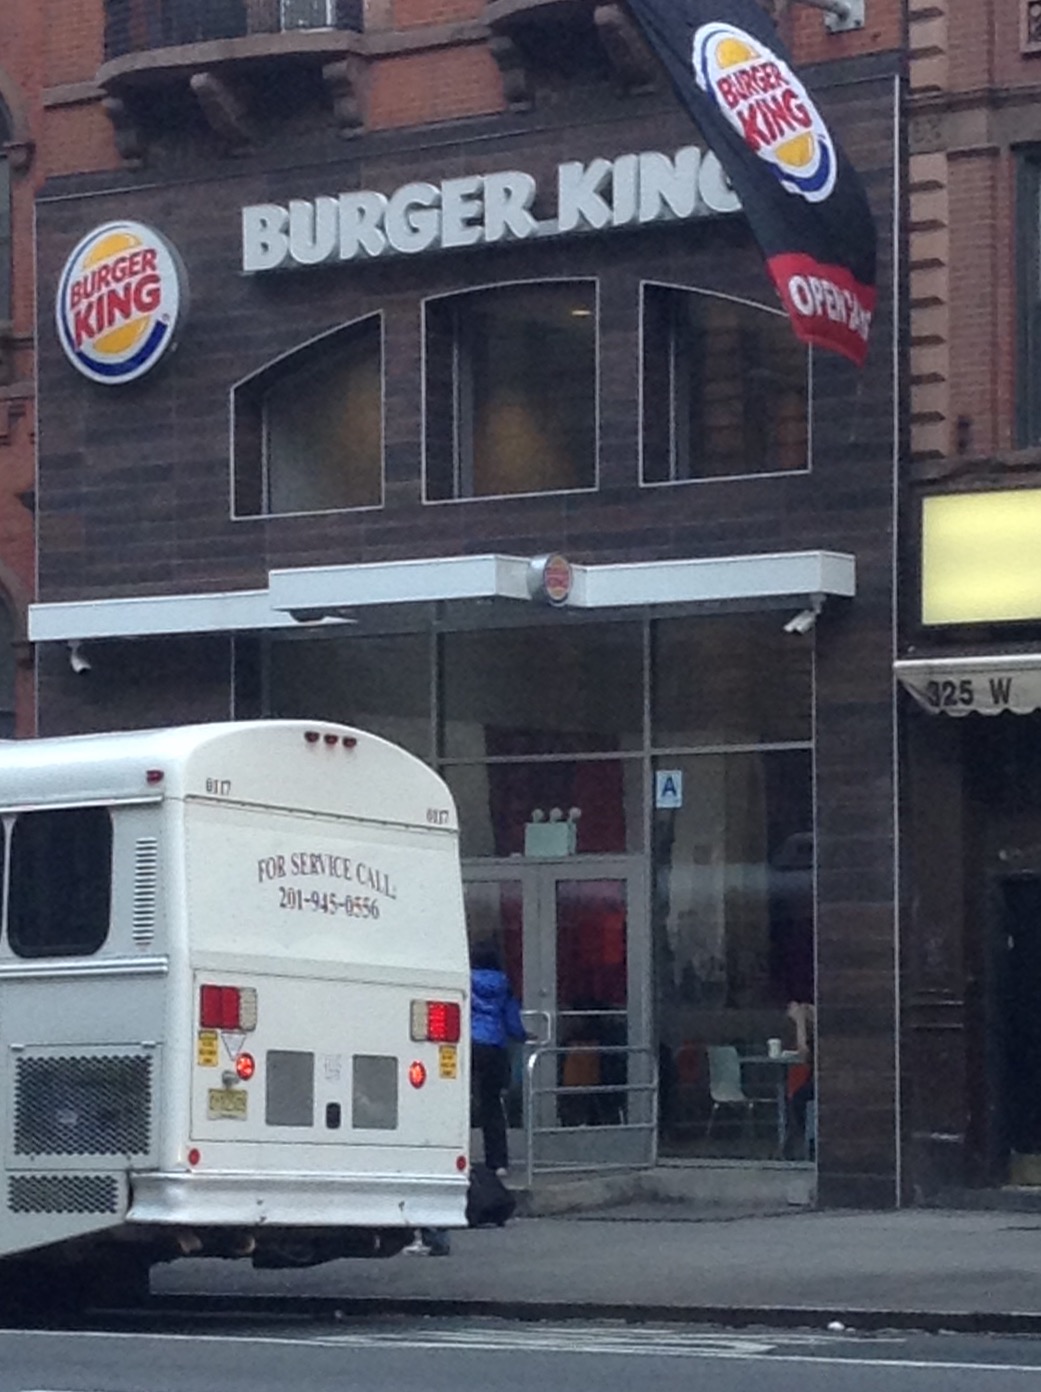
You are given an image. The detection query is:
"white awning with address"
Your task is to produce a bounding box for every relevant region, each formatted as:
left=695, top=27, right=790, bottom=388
left=896, top=654, right=1041, bottom=717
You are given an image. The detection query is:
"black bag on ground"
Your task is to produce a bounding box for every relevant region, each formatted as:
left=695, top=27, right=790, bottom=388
left=466, top=1164, right=516, bottom=1228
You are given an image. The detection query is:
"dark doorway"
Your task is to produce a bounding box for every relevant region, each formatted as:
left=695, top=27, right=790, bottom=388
left=992, top=874, right=1041, bottom=1177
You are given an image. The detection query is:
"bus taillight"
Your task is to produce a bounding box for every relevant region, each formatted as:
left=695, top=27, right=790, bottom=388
left=199, top=984, right=258, bottom=1031
left=410, top=1000, right=461, bottom=1043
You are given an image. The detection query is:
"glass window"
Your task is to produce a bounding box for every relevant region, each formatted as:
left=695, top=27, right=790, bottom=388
left=8, top=808, right=113, bottom=958
left=654, top=749, right=813, bottom=1156
left=442, top=624, right=642, bottom=759
left=653, top=614, right=812, bottom=748
left=0, top=148, right=10, bottom=326
left=425, top=282, right=597, bottom=500
left=267, top=631, right=432, bottom=759
left=444, top=757, right=642, bottom=858
left=234, top=315, right=382, bottom=517
left=642, top=285, right=809, bottom=482
left=0, top=599, right=14, bottom=738
left=1018, top=155, right=1041, bottom=445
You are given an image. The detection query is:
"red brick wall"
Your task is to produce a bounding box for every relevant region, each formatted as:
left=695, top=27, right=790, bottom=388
left=392, top=0, right=485, bottom=28
left=783, top=0, right=903, bottom=67
left=0, top=0, right=46, bottom=732
left=367, top=45, right=505, bottom=128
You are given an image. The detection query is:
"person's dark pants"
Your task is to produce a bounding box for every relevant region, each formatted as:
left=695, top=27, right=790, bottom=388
left=473, top=1042, right=510, bottom=1172
left=790, top=1077, right=815, bottom=1134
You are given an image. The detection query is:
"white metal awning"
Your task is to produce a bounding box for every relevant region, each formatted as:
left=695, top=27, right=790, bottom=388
left=896, top=654, right=1041, bottom=717
left=28, top=549, right=856, bottom=643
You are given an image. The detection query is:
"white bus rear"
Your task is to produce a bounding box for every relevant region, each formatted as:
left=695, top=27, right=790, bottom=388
left=0, top=721, right=469, bottom=1298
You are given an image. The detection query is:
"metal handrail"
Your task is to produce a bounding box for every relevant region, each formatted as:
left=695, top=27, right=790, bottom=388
left=522, top=1043, right=658, bottom=1189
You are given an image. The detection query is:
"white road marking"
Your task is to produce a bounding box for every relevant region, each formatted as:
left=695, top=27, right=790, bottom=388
left=5, top=1326, right=1041, bottom=1376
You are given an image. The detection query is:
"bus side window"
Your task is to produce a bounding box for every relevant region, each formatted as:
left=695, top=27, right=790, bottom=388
left=8, top=807, right=113, bottom=958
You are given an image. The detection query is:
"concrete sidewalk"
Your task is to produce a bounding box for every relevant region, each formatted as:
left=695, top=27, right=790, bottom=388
left=154, top=1204, right=1041, bottom=1333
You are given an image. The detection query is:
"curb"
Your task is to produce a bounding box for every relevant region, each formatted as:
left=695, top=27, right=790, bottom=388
left=138, top=1293, right=1041, bottom=1336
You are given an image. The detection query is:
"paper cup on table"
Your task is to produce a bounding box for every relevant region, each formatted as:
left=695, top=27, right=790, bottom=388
left=767, top=1037, right=782, bottom=1059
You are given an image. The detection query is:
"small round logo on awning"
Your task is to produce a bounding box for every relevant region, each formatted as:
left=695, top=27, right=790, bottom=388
left=528, top=553, right=573, bottom=607
left=56, top=221, right=187, bottom=385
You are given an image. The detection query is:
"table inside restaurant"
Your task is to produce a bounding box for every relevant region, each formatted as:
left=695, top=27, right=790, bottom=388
left=740, top=1050, right=803, bottom=1157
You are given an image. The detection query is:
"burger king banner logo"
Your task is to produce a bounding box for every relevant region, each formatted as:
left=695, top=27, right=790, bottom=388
left=56, top=222, right=186, bottom=384
left=623, top=0, right=876, bottom=366
left=693, top=24, right=836, bottom=205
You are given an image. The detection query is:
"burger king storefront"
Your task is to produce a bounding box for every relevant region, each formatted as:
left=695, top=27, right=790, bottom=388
left=31, top=54, right=901, bottom=1205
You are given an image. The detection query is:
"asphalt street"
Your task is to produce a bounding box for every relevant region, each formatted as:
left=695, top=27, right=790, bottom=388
left=7, top=1318, right=1041, bottom=1392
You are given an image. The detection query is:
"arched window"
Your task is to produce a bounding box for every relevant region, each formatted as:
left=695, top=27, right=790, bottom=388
left=0, top=598, right=15, bottom=738
left=641, top=283, right=810, bottom=483
left=424, top=281, right=598, bottom=501
left=233, top=314, right=384, bottom=518
left=0, top=97, right=11, bottom=325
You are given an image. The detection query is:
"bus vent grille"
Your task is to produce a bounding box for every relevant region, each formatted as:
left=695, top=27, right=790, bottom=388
left=8, top=1173, right=120, bottom=1215
left=132, top=837, right=160, bottom=948
left=14, top=1055, right=153, bottom=1157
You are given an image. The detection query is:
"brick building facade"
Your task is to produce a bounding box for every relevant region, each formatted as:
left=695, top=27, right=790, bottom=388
left=900, top=2, right=1041, bottom=1199
left=27, top=0, right=905, bottom=1207
left=0, top=4, right=47, bottom=735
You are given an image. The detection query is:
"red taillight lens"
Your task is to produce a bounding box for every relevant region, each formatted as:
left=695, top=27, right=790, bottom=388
left=427, top=1001, right=461, bottom=1044
left=200, top=985, right=239, bottom=1029
left=235, top=1052, right=256, bottom=1081
left=199, top=985, right=258, bottom=1031
left=410, top=999, right=461, bottom=1043
left=409, top=1061, right=427, bottom=1088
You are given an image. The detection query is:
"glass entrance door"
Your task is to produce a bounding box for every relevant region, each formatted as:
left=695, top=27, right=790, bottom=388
left=463, top=858, right=651, bottom=1175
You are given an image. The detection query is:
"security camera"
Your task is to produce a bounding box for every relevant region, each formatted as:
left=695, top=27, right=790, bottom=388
left=783, top=608, right=818, bottom=636
left=68, top=641, right=92, bottom=674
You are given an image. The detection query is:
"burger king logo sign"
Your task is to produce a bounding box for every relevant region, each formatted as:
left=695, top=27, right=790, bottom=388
left=693, top=24, right=836, bottom=205
left=56, top=222, right=186, bottom=384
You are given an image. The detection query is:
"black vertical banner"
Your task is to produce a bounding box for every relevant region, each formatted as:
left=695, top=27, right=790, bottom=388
left=626, top=0, right=877, bottom=367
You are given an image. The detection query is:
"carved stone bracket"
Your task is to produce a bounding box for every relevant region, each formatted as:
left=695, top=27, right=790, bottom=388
left=0, top=400, right=28, bottom=445
left=1, top=140, right=35, bottom=175
left=488, top=33, right=533, bottom=112
left=101, top=95, right=147, bottom=168
left=593, top=4, right=658, bottom=93
left=191, top=71, right=256, bottom=152
left=322, top=55, right=367, bottom=137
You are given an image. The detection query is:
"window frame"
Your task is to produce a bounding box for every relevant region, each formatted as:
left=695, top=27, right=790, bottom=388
left=0, top=99, right=11, bottom=327
left=6, top=806, right=114, bottom=960
left=638, top=279, right=813, bottom=488
left=1017, top=152, right=1041, bottom=448
left=422, top=278, right=601, bottom=505
left=230, top=311, right=386, bottom=521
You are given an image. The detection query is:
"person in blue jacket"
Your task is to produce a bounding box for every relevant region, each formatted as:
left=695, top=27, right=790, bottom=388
left=470, top=939, right=527, bottom=1176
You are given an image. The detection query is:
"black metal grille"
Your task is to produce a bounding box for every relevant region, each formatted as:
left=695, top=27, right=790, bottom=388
left=104, top=0, right=363, bottom=60
left=8, top=1174, right=120, bottom=1214
left=14, top=1055, right=153, bottom=1158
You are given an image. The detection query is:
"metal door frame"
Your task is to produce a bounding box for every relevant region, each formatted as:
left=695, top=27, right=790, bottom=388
left=462, top=855, right=652, bottom=1174
left=462, top=855, right=649, bottom=1051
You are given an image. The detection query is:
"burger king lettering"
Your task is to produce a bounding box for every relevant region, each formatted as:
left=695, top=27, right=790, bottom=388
left=56, top=222, right=186, bottom=385
left=242, top=145, right=742, bottom=274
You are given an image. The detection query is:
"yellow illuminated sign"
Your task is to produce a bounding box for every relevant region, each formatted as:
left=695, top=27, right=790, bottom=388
left=922, top=491, right=1041, bottom=625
